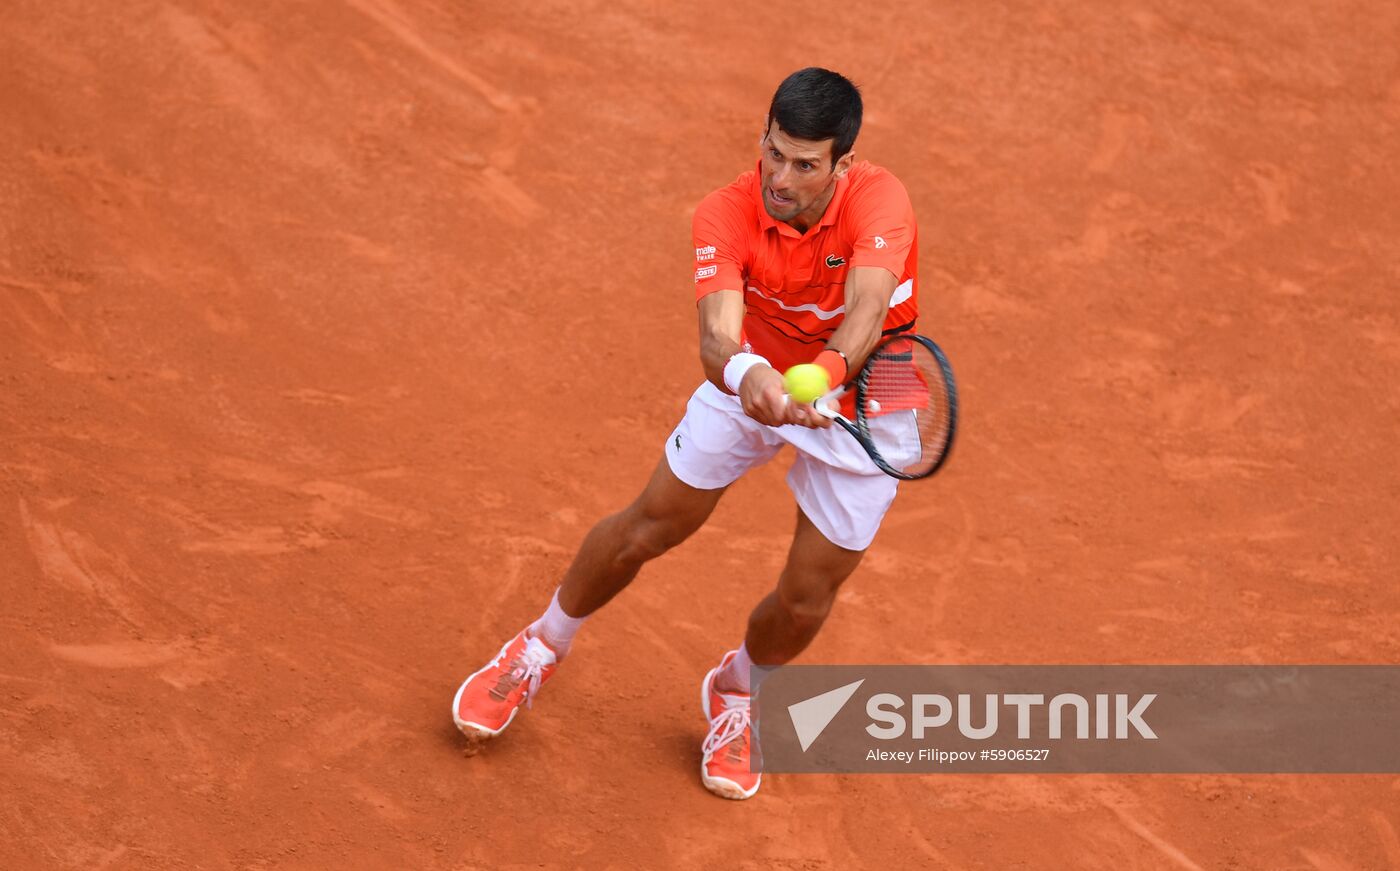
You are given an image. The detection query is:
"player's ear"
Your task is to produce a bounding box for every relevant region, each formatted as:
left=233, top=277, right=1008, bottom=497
left=833, top=150, right=855, bottom=178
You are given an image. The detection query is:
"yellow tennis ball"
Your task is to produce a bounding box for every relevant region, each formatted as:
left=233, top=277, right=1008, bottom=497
left=783, top=363, right=830, bottom=404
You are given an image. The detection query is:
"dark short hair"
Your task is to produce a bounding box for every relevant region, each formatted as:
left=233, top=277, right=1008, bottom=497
left=766, top=68, right=863, bottom=166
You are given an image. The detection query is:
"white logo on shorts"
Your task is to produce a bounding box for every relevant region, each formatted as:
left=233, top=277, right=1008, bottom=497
left=696, top=245, right=716, bottom=262
left=695, top=265, right=718, bottom=281
left=874, top=236, right=887, bottom=249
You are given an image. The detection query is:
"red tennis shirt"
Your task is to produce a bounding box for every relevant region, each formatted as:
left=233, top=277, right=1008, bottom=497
left=692, top=160, right=918, bottom=375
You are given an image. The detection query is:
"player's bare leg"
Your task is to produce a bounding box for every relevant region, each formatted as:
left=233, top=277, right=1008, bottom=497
left=453, top=457, right=722, bottom=751
left=701, top=507, right=865, bottom=799
left=554, top=457, right=725, bottom=619
left=735, top=507, right=865, bottom=669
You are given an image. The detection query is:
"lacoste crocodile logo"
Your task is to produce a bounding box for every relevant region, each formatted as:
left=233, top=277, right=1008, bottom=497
left=825, top=254, right=846, bottom=268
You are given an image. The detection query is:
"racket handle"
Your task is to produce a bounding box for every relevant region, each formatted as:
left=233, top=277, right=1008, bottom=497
left=812, top=386, right=847, bottom=420
left=778, top=390, right=845, bottom=420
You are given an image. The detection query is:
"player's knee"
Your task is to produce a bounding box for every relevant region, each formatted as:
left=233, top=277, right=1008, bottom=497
left=778, top=583, right=839, bottom=628
left=616, top=512, right=693, bottom=565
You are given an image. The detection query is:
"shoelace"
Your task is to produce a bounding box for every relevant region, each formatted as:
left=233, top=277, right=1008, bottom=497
left=507, top=637, right=554, bottom=709
left=495, top=638, right=554, bottom=714
left=702, top=691, right=751, bottom=757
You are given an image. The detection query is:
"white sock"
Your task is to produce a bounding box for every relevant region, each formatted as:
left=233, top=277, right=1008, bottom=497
left=718, top=642, right=776, bottom=694
left=528, top=588, right=587, bottom=658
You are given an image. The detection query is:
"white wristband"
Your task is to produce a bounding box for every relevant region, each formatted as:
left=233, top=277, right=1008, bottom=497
left=723, top=352, right=770, bottom=394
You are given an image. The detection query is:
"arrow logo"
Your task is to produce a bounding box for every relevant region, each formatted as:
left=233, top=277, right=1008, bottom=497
left=787, top=679, right=864, bottom=752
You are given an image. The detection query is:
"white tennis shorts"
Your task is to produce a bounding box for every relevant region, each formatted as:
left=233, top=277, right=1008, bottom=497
left=664, top=381, right=902, bottom=551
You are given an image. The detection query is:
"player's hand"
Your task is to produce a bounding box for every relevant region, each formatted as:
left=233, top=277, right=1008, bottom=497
left=740, top=367, right=835, bottom=428
left=739, top=365, right=792, bottom=426
left=789, top=398, right=834, bottom=429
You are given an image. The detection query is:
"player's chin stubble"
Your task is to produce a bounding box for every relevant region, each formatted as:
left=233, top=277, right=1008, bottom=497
left=763, top=188, right=800, bottom=222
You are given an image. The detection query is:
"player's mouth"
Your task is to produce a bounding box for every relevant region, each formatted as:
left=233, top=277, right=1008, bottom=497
left=768, top=187, right=794, bottom=207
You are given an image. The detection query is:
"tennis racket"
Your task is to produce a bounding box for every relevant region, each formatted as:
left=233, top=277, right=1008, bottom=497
left=812, top=334, right=958, bottom=480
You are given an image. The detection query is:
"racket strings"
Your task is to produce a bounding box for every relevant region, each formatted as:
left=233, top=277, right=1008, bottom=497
left=863, top=340, right=954, bottom=477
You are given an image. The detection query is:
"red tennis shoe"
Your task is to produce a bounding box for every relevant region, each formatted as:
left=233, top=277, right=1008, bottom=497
left=701, top=650, right=761, bottom=800
left=453, top=629, right=558, bottom=752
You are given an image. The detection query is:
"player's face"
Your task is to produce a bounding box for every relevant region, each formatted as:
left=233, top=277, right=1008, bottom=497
left=759, top=121, right=852, bottom=229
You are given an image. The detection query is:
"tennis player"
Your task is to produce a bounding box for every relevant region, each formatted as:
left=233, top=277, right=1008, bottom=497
left=453, top=67, right=919, bottom=800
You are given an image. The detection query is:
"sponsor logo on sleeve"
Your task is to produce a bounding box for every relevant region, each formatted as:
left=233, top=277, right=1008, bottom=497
left=695, top=265, right=718, bottom=281
left=874, top=236, right=888, bottom=249
left=695, top=245, right=716, bottom=262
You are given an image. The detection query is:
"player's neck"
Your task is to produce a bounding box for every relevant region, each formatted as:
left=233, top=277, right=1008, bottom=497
left=786, top=182, right=838, bottom=234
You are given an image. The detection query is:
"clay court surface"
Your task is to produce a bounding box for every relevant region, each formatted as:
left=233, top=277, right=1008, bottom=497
left=3, top=1, right=1400, bottom=867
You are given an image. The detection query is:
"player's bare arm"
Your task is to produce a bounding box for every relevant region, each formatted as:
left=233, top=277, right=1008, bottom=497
left=699, top=290, right=805, bottom=428
left=698, top=288, right=745, bottom=390
left=825, top=265, right=899, bottom=372
left=780, top=265, right=899, bottom=430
